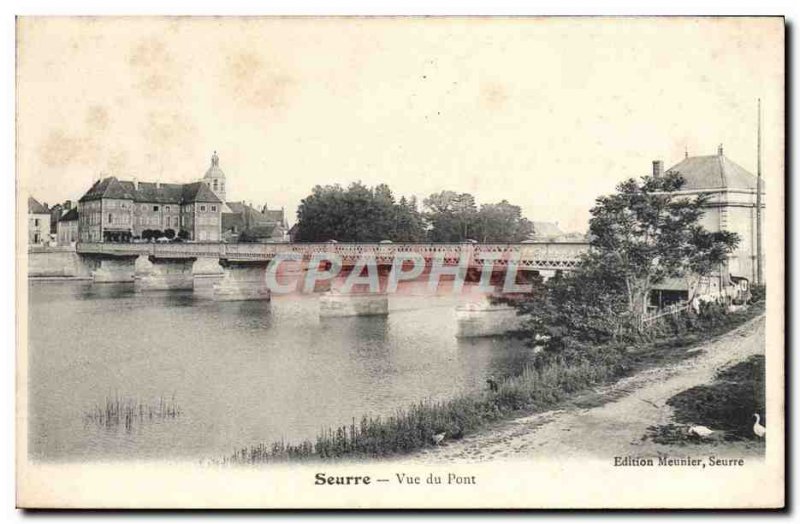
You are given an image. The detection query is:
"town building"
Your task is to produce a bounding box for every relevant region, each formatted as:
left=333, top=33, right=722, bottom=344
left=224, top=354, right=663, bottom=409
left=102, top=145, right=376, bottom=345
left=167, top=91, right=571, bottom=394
left=47, top=200, right=74, bottom=235
left=28, top=197, right=51, bottom=246
left=78, top=177, right=222, bottom=242
left=650, top=145, right=764, bottom=307
left=75, top=151, right=291, bottom=243
left=57, top=207, right=79, bottom=246
left=222, top=201, right=289, bottom=243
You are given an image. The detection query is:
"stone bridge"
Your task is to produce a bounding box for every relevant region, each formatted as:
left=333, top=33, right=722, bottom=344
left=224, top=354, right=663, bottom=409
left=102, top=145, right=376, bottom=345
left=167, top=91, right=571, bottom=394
left=74, top=241, right=588, bottom=325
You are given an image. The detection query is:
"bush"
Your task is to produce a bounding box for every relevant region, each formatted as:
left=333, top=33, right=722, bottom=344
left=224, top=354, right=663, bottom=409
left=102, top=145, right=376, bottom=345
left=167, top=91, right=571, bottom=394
left=750, top=284, right=766, bottom=304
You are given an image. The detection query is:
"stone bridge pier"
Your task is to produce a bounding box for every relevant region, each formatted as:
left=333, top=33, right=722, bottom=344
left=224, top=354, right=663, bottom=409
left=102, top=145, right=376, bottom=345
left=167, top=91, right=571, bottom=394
left=213, top=260, right=271, bottom=301
left=76, top=253, right=138, bottom=283
left=319, top=263, right=391, bottom=318
left=135, top=256, right=196, bottom=291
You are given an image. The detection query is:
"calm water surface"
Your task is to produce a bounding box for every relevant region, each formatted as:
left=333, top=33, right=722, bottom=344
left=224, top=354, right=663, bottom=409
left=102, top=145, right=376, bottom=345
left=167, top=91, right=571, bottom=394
left=28, top=279, right=532, bottom=462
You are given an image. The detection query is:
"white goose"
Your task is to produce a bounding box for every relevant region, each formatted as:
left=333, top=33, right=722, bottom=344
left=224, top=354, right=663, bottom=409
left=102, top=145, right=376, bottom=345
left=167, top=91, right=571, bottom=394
left=753, top=414, right=766, bottom=438
left=432, top=432, right=446, bottom=445
left=688, top=425, right=715, bottom=438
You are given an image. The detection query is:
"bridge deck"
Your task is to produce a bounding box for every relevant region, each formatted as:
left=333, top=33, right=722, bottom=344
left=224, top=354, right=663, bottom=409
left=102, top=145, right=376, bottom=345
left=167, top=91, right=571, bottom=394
left=76, top=242, right=589, bottom=270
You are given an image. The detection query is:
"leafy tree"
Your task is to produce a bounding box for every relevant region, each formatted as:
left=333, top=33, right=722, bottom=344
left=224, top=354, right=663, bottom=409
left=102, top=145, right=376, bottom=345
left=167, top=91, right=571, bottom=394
left=394, top=196, right=426, bottom=242
left=163, top=228, right=176, bottom=240
left=423, top=191, right=478, bottom=241
left=507, top=171, right=740, bottom=355
left=294, top=182, right=425, bottom=242
left=423, top=192, right=533, bottom=242
left=473, top=200, right=534, bottom=242
left=588, top=171, right=739, bottom=317
left=177, top=229, right=190, bottom=240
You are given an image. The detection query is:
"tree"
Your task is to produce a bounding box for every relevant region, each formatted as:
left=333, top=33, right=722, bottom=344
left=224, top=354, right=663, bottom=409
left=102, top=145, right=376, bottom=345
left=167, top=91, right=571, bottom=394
left=507, top=171, right=740, bottom=352
left=394, top=196, right=426, bottom=242
left=423, top=191, right=478, bottom=242
left=294, top=182, right=426, bottom=242
left=177, top=229, right=190, bottom=240
left=473, top=200, right=534, bottom=242
left=423, top=192, right=533, bottom=242
left=588, top=171, right=739, bottom=317
left=163, top=228, right=176, bottom=240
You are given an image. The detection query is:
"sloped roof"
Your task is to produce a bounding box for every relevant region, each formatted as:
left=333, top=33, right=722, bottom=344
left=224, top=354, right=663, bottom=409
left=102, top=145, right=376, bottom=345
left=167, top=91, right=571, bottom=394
left=28, top=196, right=49, bottom=214
left=79, top=177, right=221, bottom=204
left=182, top=182, right=223, bottom=203
left=666, top=154, right=758, bottom=191
left=226, top=201, right=282, bottom=227
left=262, top=209, right=285, bottom=223
left=245, top=224, right=280, bottom=238
left=222, top=212, right=245, bottom=231
left=59, top=207, right=79, bottom=222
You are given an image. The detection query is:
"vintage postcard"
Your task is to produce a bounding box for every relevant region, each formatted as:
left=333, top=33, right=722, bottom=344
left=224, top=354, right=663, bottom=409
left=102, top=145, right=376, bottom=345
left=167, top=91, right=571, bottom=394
left=15, top=16, right=785, bottom=509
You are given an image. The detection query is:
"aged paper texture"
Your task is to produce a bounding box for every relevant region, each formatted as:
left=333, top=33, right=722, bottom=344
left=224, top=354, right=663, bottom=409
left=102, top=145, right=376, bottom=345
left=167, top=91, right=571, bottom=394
left=16, top=16, right=784, bottom=509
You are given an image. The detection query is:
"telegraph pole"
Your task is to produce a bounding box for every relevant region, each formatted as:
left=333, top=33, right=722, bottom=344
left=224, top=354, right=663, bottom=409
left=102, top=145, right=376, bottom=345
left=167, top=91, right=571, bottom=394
left=756, top=98, right=763, bottom=285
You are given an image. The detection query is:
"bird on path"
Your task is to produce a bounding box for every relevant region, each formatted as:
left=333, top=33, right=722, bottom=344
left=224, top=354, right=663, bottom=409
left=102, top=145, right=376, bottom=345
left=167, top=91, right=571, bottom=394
left=753, top=414, right=766, bottom=438
left=688, top=425, right=715, bottom=438
left=432, top=432, right=446, bottom=445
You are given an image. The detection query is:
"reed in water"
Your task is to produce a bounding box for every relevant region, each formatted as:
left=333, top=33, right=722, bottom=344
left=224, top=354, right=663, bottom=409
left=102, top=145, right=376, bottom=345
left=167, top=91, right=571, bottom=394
left=84, top=394, right=182, bottom=431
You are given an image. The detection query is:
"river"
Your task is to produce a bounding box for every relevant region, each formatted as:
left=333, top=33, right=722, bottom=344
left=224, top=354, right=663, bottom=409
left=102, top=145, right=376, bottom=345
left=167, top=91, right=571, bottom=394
left=27, top=279, right=533, bottom=462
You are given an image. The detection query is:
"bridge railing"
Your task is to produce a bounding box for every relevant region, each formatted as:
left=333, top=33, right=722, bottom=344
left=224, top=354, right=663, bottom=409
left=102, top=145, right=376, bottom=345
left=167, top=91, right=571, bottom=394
left=76, top=241, right=589, bottom=267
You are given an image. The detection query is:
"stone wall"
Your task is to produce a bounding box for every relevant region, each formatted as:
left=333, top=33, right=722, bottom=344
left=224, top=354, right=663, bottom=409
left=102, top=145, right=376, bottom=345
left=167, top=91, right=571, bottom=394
left=27, top=250, right=85, bottom=277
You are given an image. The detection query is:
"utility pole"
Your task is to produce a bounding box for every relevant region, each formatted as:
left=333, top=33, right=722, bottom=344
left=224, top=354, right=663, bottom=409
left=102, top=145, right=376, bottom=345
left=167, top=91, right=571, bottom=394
left=756, top=98, right=763, bottom=285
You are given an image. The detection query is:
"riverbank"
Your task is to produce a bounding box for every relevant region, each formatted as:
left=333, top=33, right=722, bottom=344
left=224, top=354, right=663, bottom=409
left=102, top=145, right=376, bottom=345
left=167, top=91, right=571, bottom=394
left=222, top=301, right=765, bottom=464
left=404, top=312, right=765, bottom=463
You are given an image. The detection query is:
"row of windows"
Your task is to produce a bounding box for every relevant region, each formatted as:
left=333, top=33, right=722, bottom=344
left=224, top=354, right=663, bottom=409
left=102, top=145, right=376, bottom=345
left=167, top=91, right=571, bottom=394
left=115, top=203, right=220, bottom=212
left=105, top=214, right=131, bottom=225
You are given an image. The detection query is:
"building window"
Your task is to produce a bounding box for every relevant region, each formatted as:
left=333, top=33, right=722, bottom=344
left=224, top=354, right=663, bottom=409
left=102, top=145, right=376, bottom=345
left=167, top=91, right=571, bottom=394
left=34, top=219, right=39, bottom=227
left=211, top=205, right=217, bottom=212
left=108, top=214, right=113, bottom=224
left=213, top=180, right=218, bottom=190
left=200, top=205, right=206, bottom=211
left=153, top=205, right=159, bottom=212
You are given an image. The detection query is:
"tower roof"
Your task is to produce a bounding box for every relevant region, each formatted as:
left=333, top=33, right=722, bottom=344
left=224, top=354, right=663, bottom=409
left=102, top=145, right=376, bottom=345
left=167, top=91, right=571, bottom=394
left=666, top=147, right=759, bottom=191
left=203, top=150, right=225, bottom=180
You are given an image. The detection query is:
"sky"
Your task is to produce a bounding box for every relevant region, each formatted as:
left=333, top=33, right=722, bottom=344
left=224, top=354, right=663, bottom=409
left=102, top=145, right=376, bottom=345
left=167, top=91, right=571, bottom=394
left=16, top=17, right=784, bottom=232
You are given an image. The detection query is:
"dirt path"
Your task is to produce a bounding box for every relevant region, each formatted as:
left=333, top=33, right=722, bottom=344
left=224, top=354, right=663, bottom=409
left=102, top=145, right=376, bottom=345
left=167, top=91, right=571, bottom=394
left=409, top=315, right=766, bottom=463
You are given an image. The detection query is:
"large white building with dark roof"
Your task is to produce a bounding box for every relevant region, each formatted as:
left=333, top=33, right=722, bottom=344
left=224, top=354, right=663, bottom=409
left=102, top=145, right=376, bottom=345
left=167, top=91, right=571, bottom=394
left=650, top=145, right=765, bottom=308
left=662, top=145, right=764, bottom=285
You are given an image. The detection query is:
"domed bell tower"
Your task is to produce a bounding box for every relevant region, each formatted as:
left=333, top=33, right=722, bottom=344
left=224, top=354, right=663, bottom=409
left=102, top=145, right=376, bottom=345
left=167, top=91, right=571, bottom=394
left=203, top=150, right=226, bottom=203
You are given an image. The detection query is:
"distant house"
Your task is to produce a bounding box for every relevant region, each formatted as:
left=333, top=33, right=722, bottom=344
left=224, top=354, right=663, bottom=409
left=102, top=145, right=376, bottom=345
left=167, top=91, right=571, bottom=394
left=530, top=221, right=565, bottom=241
left=222, top=201, right=288, bottom=243
left=57, top=207, right=79, bottom=246
left=28, top=197, right=51, bottom=246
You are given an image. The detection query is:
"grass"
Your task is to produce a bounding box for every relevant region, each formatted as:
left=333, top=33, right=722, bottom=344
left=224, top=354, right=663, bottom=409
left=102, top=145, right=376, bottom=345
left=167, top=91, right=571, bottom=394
left=221, top=301, right=765, bottom=465
left=85, top=394, right=182, bottom=431
left=665, top=355, right=765, bottom=441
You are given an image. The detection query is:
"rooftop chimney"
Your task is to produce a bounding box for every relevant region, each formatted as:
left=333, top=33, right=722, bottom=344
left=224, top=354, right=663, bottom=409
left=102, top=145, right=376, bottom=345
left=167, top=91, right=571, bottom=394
left=718, top=143, right=724, bottom=156
left=652, top=160, right=664, bottom=178
left=155, top=181, right=161, bottom=189
left=64, top=200, right=72, bottom=210
left=132, top=177, right=139, bottom=190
